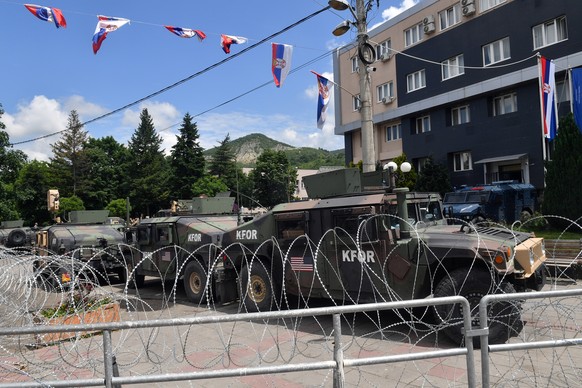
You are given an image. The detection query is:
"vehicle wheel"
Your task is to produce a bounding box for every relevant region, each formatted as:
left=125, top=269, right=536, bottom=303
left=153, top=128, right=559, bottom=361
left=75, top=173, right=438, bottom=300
left=183, top=260, right=208, bottom=304
left=126, top=261, right=145, bottom=289
left=7, top=229, right=26, bottom=247
left=433, top=268, right=522, bottom=348
left=520, top=210, right=532, bottom=222
left=470, top=216, right=485, bottom=225
left=240, top=261, right=277, bottom=312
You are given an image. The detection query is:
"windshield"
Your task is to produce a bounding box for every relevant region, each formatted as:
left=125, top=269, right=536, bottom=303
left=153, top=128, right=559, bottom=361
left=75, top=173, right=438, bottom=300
left=443, top=192, right=466, bottom=204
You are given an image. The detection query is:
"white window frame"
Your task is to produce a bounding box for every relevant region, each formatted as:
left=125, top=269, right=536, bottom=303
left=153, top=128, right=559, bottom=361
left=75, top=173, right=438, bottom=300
left=404, top=23, right=423, bottom=47
left=407, top=69, right=426, bottom=92
left=480, top=0, right=506, bottom=12
left=439, top=4, right=461, bottom=31
left=415, top=115, right=431, bottom=134
left=385, top=123, right=402, bottom=142
left=556, top=79, right=571, bottom=104
left=532, top=16, right=568, bottom=50
left=442, top=54, right=465, bottom=80
left=454, top=151, right=472, bottom=172
left=375, top=39, right=392, bottom=58
left=351, top=56, right=359, bottom=73
left=352, top=94, right=361, bottom=111
left=482, top=37, right=510, bottom=66
left=493, top=92, right=517, bottom=116
left=377, top=82, right=394, bottom=102
left=452, top=105, right=470, bottom=125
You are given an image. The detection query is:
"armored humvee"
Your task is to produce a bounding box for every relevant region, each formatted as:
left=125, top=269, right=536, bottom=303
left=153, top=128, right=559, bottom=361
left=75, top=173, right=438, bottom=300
left=128, top=196, right=240, bottom=301
left=0, top=220, right=36, bottom=249
left=210, top=168, right=547, bottom=346
left=34, top=210, right=130, bottom=288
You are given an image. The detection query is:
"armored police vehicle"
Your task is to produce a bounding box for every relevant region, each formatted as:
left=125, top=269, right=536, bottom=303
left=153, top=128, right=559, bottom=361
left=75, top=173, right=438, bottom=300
left=129, top=196, right=240, bottom=301
left=443, top=181, right=537, bottom=224
left=0, top=220, right=36, bottom=249
left=211, top=168, right=546, bottom=346
left=34, top=210, right=130, bottom=287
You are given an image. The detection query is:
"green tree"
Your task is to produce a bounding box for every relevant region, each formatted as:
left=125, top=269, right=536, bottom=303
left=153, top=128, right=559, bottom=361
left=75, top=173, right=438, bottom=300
left=169, top=113, right=205, bottom=199
left=49, top=110, right=89, bottom=198
left=191, top=175, right=229, bottom=198
left=14, top=160, right=53, bottom=225
left=83, top=136, right=130, bottom=209
left=542, top=113, right=582, bottom=230
left=414, top=157, right=452, bottom=196
left=251, top=150, right=294, bottom=208
left=208, top=134, right=238, bottom=190
left=106, top=198, right=129, bottom=218
left=0, top=103, right=27, bottom=220
left=127, top=108, right=169, bottom=217
left=58, top=195, right=85, bottom=221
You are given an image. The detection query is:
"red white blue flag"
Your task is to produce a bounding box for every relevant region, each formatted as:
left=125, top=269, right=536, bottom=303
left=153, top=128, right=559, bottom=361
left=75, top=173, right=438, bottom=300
left=311, top=71, right=331, bottom=130
left=272, top=43, right=293, bottom=88
left=93, top=15, right=130, bottom=54
left=221, top=34, right=247, bottom=54
left=539, top=56, right=558, bottom=140
left=165, top=26, right=206, bottom=42
left=290, top=256, right=314, bottom=272
left=24, top=4, right=66, bottom=28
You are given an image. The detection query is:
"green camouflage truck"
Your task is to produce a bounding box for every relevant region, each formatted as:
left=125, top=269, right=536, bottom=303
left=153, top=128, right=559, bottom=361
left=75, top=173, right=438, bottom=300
left=0, top=220, right=36, bottom=249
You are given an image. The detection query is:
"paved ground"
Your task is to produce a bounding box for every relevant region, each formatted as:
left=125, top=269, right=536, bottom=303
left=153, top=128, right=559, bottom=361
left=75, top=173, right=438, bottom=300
left=1, top=273, right=582, bottom=387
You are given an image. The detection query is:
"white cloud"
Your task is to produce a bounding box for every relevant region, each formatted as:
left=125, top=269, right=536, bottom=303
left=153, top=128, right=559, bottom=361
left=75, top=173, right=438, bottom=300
left=381, top=0, right=419, bottom=20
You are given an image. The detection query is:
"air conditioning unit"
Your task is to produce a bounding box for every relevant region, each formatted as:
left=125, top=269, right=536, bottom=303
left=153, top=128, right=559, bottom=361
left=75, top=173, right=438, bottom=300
left=462, top=3, right=476, bottom=16
left=380, top=52, right=392, bottom=61
left=423, top=15, right=435, bottom=25
left=382, top=97, right=394, bottom=104
left=461, top=0, right=474, bottom=6
left=424, top=22, right=435, bottom=34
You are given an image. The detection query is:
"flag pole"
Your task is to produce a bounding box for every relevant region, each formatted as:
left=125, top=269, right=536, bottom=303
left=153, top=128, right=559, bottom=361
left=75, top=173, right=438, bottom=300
left=537, top=54, right=547, bottom=161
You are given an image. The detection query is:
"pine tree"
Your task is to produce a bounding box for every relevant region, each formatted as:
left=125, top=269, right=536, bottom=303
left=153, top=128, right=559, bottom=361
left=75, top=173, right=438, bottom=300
left=208, top=134, right=237, bottom=190
left=127, top=108, right=169, bottom=217
left=49, top=110, right=89, bottom=198
left=542, top=113, right=582, bottom=230
left=169, top=113, right=205, bottom=199
left=415, top=157, right=452, bottom=196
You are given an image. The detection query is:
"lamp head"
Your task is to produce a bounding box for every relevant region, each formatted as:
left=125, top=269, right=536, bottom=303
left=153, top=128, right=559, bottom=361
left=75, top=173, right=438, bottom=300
left=400, top=162, right=412, bottom=173
left=328, top=0, right=351, bottom=11
left=384, top=161, right=398, bottom=171
left=332, top=20, right=351, bottom=36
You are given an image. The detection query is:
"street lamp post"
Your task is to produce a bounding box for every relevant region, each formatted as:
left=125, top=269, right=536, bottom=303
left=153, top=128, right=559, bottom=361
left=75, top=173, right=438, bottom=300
left=330, top=0, right=376, bottom=173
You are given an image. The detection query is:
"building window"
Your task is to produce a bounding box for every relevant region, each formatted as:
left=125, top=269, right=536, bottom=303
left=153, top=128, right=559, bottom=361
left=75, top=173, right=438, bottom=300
left=439, top=4, right=461, bottom=30
left=483, top=37, right=510, bottom=66
left=533, top=16, right=567, bottom=49
left=351, top=56, right=359, bottom=73
left=352, top=94, right=361, bottom=111
left=416, top=157, right=429, bottom=173
left=377, top=82, right=394, bottom=102
left=452, top=105, right=470, bottom=125
left=493, top=93, right=517, bottom=116
left=454, top=151, right=472, bottom=171
left=480, top=0, right=506, bottom=12
left=376, top=39, right=392, bottom=60
left=415, top=115, right=431, bottom=134
left=385, top=123, right=402, bottom=141
left=404, top=23, right=423, bottom=47
left=407, top=69, right=426, bottom=92
left=556, top=79, right=570, bottom=104
left=442, top=54, right=465, bottom=80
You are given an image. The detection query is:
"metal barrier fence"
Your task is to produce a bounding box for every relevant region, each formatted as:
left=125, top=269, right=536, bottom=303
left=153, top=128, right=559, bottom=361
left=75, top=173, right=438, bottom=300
left=1, top=288, right=582, bottom=388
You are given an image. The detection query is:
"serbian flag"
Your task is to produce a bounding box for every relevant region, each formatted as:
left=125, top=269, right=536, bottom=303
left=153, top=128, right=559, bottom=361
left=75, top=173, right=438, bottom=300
left=24, top=4, right=66, bottom=28
left=311, top=71, right=332, bottom=130
left=165, top=26, right=206, bottom=42
left=221, top=34, right=247, bottom=54
left=93, top=16, right=130, bottom=54
left=272, top=43, right=293, bottom=87
left=539, top=56, right=558, bottom=140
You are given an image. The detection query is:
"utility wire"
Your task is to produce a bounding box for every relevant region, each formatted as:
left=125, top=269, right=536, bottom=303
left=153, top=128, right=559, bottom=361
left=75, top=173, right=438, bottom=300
left=10, top=6, right=331, bottom=146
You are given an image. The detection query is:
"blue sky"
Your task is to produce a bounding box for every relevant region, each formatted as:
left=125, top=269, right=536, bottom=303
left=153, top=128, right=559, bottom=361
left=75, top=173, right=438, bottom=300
left=0, top=0, right=417, bottom=161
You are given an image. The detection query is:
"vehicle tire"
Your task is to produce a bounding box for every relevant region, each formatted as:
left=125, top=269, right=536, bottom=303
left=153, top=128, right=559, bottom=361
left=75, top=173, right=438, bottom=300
left=520, top=210, right=532, bottom=223
left=7, top=229, right=26, bottom=247
left=433, top=268, right=522, bottom=348
left=126, top=261, right=145, bottom=289
left=240, top=261, right=277, bottom=312
left=470, top=216, right=485, bottom=225
left=183, top=260, right=208, bottom=304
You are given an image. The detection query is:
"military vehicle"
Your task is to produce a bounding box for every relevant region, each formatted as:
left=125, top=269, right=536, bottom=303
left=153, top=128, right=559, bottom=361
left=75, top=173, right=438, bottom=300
left=443, top=181, right=537, bottom=224
left=34, top=210, right=130, bottom=288
left=209, top=168, right=546, bottom=346
left=128, top=196, right=240, bottom=300
left=0, top=220, right=36, bottom=248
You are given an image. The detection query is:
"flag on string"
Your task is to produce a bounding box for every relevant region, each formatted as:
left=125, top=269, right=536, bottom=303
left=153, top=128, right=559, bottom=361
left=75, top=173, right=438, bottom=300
left=539, top=56, right=558, bottom=140
left=571, top=68, right=582, bottom=133
left=221, top=34, right=247, bottom=54
left=271, top=43, right=293, bottom=87
left=164, top=26, right=206, bottom=41
left=93, top=15, right=130, bottom=54
left=311, top=71, right=331, bottom=130
left=24, top=4, right=66, bottom=28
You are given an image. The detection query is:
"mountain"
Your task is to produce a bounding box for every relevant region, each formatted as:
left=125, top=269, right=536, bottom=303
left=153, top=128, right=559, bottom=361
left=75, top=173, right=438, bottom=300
left=204, top=133, right=345, bottom=168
